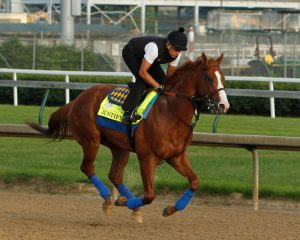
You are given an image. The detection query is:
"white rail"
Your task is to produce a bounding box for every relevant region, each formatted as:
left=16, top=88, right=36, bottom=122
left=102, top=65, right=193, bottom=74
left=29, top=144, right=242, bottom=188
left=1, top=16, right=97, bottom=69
left=1, top=68, right=300, bottom=118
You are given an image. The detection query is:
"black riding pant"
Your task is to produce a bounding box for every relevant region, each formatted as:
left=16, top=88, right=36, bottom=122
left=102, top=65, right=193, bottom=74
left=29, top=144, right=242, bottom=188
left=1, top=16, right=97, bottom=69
left=122, top=44, right=166, bottom=112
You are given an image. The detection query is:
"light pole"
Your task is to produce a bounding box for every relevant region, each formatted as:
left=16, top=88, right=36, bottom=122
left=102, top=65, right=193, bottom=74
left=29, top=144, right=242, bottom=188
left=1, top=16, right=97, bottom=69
left=60, top=0, right=74, bottom=45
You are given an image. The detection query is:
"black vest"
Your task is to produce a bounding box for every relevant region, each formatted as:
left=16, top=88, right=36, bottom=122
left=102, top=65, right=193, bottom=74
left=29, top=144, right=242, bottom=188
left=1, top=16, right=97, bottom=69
left=128, top=36, right=176, bottom=64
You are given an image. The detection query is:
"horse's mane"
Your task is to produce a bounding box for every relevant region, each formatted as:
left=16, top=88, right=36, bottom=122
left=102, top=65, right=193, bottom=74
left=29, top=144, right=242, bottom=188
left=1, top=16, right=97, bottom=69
left=165, top=56, right=205, bottom=89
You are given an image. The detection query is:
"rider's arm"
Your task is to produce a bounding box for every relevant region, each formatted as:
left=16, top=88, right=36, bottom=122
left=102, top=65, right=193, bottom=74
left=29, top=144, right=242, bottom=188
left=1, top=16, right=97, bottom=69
left=139, top=42, right=160, bottom=88
left=139, top=59, right=160, bottom=88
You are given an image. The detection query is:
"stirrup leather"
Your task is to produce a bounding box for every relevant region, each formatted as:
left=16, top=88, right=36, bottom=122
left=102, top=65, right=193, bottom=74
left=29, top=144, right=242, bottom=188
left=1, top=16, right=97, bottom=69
left=130, top=110, right=142, bottom=122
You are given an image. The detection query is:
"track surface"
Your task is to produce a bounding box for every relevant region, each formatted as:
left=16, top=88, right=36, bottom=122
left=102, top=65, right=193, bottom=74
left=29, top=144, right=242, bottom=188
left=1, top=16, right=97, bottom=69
left=0, top=188, right=299, bottom=240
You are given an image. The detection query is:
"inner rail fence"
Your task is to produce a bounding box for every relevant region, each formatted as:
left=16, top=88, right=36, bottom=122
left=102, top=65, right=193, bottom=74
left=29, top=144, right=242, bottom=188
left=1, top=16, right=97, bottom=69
left=1, top=124, right=300, bottom=211
left=1, top=68, right=300, bottom=118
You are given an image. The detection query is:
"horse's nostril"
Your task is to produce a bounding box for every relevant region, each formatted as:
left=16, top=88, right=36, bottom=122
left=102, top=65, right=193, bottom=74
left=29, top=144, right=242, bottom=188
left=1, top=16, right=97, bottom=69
left=218, top=104, right=225, bottom=113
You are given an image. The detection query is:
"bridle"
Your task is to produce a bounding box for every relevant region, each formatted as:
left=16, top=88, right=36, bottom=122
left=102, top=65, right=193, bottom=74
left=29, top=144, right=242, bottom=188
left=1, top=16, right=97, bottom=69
left=162, top=64, right=225, bottom=129
left=201, top=64, right=226, bottom=113
left=156, top=62, right=225, bottom=166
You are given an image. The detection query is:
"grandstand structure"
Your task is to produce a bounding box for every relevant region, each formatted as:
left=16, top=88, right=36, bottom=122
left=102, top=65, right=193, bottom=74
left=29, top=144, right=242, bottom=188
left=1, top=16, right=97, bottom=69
left=0, top=1, right=299, bottom=74
left=1, top=1, right=300, bottom=33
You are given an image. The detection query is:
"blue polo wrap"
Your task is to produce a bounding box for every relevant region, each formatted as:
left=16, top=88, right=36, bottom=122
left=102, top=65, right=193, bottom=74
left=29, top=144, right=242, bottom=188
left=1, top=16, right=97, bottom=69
left=126, top=197, right=144, bottom=209
left=90, top=175, right=111, bottom=200
left=174, top=188, right=195, bottom=211
left=117, top=184, right=135, bottom=199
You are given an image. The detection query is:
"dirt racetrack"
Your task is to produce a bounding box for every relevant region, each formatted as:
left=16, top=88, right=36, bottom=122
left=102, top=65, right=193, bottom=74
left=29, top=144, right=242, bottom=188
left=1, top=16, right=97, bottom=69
left=0, top=184, right=299, bottom=240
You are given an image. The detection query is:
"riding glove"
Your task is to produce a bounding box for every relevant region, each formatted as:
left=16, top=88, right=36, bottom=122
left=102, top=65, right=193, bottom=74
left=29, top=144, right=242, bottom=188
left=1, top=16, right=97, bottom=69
left=155, top=85, right=164, bottom=94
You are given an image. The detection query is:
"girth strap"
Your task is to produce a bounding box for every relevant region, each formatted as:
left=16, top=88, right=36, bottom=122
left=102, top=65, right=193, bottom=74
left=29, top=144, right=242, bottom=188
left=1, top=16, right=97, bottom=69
left=126, top=123, right=136, bottom=152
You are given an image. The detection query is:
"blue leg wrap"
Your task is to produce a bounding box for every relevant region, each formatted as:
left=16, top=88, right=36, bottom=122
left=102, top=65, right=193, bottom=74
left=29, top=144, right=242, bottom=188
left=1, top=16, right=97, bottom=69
left=174, top=188, right=195, bottom=211
left=117, top=184, right=135, bottom=199
left=90, top=175, right=111, bottom=200
left=126, top=197, right=144, bottom=209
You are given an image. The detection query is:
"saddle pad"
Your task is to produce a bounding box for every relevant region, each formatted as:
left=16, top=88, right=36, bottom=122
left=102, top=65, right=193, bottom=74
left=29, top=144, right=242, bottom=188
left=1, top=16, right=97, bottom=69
left=96, top=90, right=159, bottom=133
left=107, top=86, right=130, bottom=106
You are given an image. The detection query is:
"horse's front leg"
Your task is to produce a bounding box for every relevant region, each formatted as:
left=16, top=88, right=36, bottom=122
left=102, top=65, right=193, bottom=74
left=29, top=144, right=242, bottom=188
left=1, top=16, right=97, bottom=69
left=107, top=146, right=143, bottom=223
left=124, top=153, right=157, bottom=212
left=163, top=151, right=199, bottom=217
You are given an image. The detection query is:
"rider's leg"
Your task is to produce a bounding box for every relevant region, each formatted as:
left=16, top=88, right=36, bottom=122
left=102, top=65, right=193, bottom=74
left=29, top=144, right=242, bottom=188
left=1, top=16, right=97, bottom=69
left=122, top=80, right=147, bottom=124
left=121, top=45, right=149, bottom=124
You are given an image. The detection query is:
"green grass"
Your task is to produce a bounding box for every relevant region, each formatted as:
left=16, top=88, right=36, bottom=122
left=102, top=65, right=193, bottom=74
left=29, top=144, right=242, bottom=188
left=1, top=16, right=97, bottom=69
left=0, top=104, right=300, bottom=199
left=0, top=104, right=59, bottom=125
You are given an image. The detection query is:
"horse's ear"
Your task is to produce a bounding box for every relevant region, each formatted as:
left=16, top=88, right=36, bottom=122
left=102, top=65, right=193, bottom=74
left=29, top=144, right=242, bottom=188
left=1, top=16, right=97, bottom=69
left=200, top=52, right=207, bottom=64
left=217, top=53, right=224, bottom=65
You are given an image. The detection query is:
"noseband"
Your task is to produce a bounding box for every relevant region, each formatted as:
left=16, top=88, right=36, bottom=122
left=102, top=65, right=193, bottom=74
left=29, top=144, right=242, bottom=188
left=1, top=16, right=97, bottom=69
left=204, top=87, right=225, bottom=113
left=202, top=64, right=226, bottom=113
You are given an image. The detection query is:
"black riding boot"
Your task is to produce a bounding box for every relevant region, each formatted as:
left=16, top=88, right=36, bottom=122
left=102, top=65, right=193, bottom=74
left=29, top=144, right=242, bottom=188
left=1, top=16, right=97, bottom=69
left=122, top=110, right=142, bottom=125
left=122, top=111, right=132, bottom=125
left=122, top=80, right=145, bottom=125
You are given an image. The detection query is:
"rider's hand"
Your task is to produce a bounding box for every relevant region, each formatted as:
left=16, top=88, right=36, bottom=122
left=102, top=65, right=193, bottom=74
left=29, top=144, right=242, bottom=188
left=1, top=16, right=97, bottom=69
left=155, top=85, right=164, bottom=94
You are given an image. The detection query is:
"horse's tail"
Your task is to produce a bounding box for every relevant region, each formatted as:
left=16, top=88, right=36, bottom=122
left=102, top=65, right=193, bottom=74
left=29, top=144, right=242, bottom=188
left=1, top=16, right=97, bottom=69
left=26, top=101, right=73, bottom=141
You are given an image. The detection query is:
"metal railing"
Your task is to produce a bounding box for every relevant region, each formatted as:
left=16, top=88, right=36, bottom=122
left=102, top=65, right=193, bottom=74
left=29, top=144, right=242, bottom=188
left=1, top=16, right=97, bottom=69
left=1, top=68, right=300, bottom=118
left=1, top=123, right=300, bottom=210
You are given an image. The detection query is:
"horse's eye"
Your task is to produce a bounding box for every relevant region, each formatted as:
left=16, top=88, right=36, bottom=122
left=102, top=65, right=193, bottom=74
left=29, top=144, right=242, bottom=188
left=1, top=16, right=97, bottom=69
left=207, top=76, right=213, bottom=83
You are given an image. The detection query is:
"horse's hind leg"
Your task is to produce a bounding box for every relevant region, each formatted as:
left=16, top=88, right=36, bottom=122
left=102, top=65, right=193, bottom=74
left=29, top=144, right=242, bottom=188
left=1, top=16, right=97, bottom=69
left=80, top=143, right=112, bottom=215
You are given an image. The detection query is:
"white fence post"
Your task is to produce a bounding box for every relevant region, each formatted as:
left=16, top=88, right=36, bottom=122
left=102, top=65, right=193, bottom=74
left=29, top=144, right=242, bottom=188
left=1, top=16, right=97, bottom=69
left=252, top=149, right=259, bottom=211
left=269, top=81, right=275, bottom=118
left=13, top=72, right=18, bottom=106
left=65, top=74, right=70, bottom=104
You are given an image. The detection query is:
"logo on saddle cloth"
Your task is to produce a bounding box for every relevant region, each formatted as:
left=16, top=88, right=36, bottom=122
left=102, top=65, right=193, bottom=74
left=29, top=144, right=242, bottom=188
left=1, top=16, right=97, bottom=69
left=96, top=86, right=159, bottom=133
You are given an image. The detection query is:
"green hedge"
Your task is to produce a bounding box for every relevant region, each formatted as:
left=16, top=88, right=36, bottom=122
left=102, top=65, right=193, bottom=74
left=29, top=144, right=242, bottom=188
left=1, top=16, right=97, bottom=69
left=0, top=37, right=131, bottom=105
left=0, top=38, right=299, bottom=116
left=0, top=38, right=113, bottom=71
left=226, top=81, right=300, bottom=116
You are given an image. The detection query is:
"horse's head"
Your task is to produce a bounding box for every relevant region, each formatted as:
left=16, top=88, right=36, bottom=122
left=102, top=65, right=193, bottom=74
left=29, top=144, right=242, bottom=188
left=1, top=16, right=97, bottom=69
left=197, top=52, right=230, bottom=114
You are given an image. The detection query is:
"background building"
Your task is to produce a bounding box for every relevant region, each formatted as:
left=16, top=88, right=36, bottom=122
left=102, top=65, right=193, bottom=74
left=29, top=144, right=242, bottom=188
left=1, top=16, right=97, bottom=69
left=0, top=0, right=299, bottom=76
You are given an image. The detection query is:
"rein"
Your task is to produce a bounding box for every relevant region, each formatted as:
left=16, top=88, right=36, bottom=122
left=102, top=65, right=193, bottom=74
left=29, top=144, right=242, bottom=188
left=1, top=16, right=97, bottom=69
left=163, top=86, right=225, bottom=129
left=163, top=91, right=201, bottom=129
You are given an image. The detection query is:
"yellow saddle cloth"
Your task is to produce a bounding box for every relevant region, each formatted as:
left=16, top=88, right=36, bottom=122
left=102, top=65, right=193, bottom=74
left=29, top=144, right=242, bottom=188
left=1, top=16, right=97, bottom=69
left=96, top=87, right=159, bottom=131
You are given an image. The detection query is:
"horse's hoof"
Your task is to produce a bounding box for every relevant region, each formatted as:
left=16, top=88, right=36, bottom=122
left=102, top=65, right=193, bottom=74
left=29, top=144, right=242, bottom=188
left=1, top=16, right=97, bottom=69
left=112, top=187, right=119, bottom=202
left=132, top=209, right=143, bottom=223
left=162, top=205, right=177, bottom=217
left=102, top=197, right=113, bottom=216
left=114, top=196, right=127, bottom=206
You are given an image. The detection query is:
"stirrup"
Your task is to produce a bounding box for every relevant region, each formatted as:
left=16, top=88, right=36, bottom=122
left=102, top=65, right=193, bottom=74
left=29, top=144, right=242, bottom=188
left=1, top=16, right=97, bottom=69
left=130, top=110, right=142, bottom=122
left=122, top=112, right=132, bottom=125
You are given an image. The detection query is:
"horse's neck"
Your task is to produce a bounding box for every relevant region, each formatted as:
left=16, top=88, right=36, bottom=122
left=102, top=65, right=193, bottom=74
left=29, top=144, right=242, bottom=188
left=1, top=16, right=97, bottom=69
left=167, top=71, right=198, bottom=96
left=165, top=72, right=199, bottom=125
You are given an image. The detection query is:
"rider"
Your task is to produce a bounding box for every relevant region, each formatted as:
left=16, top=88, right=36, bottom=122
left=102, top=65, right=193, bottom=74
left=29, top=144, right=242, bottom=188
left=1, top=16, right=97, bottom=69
left=121, top=27, right=188, bottom=125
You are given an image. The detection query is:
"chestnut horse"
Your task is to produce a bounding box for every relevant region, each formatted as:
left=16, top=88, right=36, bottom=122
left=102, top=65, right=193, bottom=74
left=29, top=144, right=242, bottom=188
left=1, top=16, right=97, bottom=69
left=27, top=52, right=229, bottom=221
